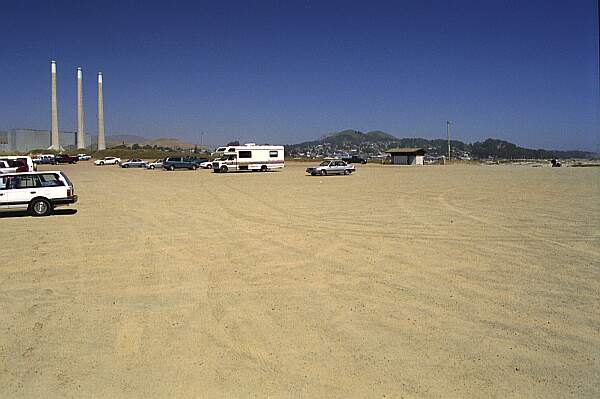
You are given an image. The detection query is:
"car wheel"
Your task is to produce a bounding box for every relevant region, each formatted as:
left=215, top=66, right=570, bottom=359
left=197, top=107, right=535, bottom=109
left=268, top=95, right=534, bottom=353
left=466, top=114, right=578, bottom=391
left=220, top=165, right=228, bottom=173
left=192, top=165, right=198, bottom=170
left=260, top=165, right=268, bottom=172
left=344, top=169, right=350, bottom=175
left=169, top=165, right=175, bottom=171
left=99, top=161, right=104, bottom=166
left=149, top=165, right=155, bottom=169
left=320, top=170, right=327, bottom=176
left=30, top=198, right=52, bottom=217
left=207, top=164, right=212, bottom=169
left=124, top=164, right=129, bottom=168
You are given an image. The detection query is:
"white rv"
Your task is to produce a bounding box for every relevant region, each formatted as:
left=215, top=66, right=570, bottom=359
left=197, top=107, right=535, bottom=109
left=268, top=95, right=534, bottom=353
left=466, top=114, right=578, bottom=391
left=211, top=144, right=285, bottom=173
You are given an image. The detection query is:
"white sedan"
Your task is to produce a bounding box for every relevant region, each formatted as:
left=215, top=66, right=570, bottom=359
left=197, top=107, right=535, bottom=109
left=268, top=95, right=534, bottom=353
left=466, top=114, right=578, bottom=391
left=94, top=157, right=121, bottom=166
left=199, top=160, right=213, bottom=169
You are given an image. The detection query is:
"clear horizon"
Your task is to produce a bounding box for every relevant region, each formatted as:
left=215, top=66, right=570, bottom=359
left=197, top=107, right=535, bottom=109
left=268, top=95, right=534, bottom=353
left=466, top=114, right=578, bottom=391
left=1, top=0, right=598, bottom=151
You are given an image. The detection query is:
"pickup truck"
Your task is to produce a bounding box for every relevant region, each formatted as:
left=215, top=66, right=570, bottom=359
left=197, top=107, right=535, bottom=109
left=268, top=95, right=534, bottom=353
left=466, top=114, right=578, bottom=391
left=0, top=159, right=28, bottom=174
left=0, top=160, right=17, bottom=174
left=54, top=154, right=79, bottom=164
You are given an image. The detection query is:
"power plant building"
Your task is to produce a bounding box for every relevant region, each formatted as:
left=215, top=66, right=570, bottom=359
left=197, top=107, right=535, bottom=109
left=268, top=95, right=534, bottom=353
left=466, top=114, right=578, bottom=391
left=0, top=129, right=90, bottom=152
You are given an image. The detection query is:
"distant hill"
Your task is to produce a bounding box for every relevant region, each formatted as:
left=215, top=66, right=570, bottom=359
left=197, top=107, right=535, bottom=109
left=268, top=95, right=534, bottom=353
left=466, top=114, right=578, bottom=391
left=91, top=134, right=197, bottom=150
left=146, top=138, right=195, bottom=150
left=318, top=129, right=398, bottom=145
left=91, top=134, right=148, bottom=147
left=287, top=129, right=595, bottom=159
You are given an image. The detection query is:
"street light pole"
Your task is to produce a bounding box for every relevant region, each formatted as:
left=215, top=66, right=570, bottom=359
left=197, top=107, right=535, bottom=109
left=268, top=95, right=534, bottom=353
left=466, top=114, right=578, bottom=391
left=446, top=121, right=451, bottom=163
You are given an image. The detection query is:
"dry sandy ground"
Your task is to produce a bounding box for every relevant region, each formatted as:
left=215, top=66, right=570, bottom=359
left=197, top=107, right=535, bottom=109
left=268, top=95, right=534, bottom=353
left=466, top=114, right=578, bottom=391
left=1, top=162, right=599, bottom=398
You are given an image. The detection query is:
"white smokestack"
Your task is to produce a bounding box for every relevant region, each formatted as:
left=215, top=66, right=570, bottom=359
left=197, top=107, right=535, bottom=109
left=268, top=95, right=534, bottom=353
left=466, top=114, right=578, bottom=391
left=50, top=60, right=60, bottom=150
left=76, top=67, right=85, bottom=149
left=97, top=72, right=105, bottom=151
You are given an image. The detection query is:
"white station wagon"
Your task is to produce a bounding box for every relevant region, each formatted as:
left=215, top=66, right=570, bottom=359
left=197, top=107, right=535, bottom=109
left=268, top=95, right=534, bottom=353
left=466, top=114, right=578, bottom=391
left=0, top=171, right=77, bottom=216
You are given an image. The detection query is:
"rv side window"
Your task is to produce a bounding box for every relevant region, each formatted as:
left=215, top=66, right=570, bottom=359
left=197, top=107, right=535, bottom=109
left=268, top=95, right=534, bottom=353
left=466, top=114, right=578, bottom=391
left=269, top=151, right=278, bottom=158
left=239, top=151, right=252, bottom=159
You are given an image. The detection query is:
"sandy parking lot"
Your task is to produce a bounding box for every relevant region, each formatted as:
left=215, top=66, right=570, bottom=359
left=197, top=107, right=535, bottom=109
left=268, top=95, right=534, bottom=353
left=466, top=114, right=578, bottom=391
left=1, top=162, right=599, bottom=398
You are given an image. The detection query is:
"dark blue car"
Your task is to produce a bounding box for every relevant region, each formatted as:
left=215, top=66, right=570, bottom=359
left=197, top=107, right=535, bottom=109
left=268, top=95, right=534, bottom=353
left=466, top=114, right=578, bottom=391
left=162, top=157, right=207, bottom=171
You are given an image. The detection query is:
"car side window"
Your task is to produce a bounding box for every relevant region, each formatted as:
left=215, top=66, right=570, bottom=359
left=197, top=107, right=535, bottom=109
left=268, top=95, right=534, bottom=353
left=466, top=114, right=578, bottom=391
left=39, top=174, right=63, bottom=187
left=15, top=175, right=40, bottom=189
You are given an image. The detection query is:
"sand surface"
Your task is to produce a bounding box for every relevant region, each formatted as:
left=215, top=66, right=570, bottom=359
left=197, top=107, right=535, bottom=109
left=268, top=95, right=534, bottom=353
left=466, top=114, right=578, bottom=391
left=1, top=162, right=599, bottom=398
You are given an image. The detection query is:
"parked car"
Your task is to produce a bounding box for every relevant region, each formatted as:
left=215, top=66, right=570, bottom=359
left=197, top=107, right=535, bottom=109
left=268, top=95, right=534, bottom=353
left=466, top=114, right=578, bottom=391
left=162, top=157, right=207, bottom=171
left=0, top=171, right=77, bottom=216
left=54, top=154, right=79, bottom=164
left=120, top=158, right=148, bottom=168
left=0, top=156, right=36, bottom=172
left=78, top=154, right=91, bottom=161
left=33, top=154, right=57, bottom=164
left=306, top=160, right=356, bottom=176
left=94, top=157, right=121, bottom=166
left=199, top=160, right=213, bottom=169
left=342, top=155, right=368, bottom=164
left=146, top=159, right=163, bottom=169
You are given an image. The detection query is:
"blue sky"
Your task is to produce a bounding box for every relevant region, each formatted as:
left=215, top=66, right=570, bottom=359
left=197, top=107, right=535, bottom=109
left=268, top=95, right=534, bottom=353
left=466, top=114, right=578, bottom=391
left=0, top=0, right=598, bottom=149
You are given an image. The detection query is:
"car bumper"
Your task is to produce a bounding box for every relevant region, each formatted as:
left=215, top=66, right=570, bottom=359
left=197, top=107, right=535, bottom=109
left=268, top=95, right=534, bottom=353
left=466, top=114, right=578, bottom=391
left=51, top=195, right=78, bottom=206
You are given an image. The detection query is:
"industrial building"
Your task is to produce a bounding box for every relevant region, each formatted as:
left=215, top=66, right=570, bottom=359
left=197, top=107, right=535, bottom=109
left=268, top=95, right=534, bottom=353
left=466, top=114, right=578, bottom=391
left=385, top=148, right=426, bottom=165
left=0, top=129, right=90, bottom=152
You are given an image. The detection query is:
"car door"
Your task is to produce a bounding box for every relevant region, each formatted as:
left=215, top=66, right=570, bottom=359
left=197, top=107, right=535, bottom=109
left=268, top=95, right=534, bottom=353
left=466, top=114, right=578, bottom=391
left=330, top=161, right=341, bottom=174
left=0, top=175, right=12, bottom=210
left=7, top=174, right=40, bottom=210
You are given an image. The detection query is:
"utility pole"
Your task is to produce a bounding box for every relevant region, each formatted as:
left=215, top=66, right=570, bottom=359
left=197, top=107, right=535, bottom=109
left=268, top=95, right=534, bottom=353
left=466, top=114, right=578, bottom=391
left=446, top=120, right=451, bottom=162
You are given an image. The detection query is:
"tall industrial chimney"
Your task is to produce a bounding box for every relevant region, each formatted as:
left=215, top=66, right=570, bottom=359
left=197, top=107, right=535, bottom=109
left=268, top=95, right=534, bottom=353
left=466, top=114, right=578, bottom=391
left=97, top=72, right=105, bottom=151
left=76, top=67, right=85, bottom=149
left=50, top=60, right=60, bottom=150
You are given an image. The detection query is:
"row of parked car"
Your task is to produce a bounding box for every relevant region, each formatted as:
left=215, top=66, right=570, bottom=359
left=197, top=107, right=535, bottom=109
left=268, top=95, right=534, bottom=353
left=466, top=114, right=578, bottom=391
left=33, top=153, right=92, bottom=165
left=94, top=156, right=214, bottom=171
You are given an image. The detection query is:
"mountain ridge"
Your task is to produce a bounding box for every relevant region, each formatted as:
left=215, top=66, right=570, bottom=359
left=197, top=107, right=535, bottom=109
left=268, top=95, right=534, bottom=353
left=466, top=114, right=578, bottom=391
left=288, top=129, right=595, bottom=159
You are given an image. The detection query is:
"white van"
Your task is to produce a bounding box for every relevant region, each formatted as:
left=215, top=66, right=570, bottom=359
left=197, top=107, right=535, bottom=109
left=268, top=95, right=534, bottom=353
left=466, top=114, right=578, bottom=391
left=0, top=171, right=77, bottom=216
left=211, top=144, right=285, bottom=173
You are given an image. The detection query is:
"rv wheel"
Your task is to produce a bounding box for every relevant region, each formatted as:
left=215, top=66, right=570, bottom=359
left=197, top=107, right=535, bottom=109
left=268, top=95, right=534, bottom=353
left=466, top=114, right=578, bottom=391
left=220, top=165, right=228, bottom=173
left=260, top=165, right=268, bottom=172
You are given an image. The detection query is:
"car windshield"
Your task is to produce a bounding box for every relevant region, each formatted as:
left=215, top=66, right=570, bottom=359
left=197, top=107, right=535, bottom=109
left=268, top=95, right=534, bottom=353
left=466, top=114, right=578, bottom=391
left=319, top=161, right=330, bottom=166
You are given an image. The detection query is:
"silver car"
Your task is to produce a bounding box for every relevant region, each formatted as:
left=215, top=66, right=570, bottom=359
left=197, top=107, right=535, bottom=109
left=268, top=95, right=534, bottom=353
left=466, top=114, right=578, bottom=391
left=146, top=159, right=164, bottom=169
left=120, top=158, right=148, bottom=168
left=306, top=160, right=356, bottom=176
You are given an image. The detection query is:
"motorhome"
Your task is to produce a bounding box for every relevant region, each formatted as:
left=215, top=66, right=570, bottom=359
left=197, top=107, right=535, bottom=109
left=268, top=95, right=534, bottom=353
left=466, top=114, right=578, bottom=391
left=212, top=144, right=285, bottom=173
